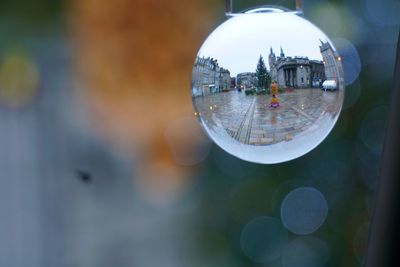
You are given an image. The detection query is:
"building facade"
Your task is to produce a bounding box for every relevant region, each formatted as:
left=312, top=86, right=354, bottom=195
left=192, top=56, right=232, bottom=97
left=236, top=72, right=257, bottom=89
left=230, top=77, right=236, bottom=89
left=219, top=68, right=231, bottom=91
left=268, top=47, right=325, bottom=89
left=319, top=41, right=345, bottom=90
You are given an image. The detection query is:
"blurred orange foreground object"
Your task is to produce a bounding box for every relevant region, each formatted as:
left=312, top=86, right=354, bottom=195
left=68, top=0, right=220, bottom=203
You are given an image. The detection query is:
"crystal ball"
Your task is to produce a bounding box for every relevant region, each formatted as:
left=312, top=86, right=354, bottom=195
left=191, top=9, right=345, bottom=164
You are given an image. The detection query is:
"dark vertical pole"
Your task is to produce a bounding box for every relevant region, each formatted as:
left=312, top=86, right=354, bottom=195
left=295, top=0, right=303, bottom=11
left=225, top=0, right=233, bottom=15
left=364, top=30, right=400, bottom=267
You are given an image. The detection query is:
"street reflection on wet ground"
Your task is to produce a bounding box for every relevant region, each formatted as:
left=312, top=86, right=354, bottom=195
left=193, top=88, right=343, bottom=145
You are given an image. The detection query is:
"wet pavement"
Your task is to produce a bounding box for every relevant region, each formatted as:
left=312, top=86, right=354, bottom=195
left=193, top=88, right=342, bottom=145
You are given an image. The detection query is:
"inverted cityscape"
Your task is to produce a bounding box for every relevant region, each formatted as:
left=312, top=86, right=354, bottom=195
left=192, top=42, right=345, bottom=146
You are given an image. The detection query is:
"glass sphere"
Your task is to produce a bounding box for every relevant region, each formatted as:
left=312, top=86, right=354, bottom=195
left=191, top=8, right=345, bottom=164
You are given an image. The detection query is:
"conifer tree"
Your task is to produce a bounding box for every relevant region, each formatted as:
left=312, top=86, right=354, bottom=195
left=256, top=55, right=271, bottom=89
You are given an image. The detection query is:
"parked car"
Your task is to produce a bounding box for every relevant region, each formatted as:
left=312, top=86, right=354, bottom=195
left=322, top=80, right=337, bottom=91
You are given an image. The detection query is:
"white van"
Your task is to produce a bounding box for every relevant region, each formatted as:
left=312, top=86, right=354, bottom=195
left=322, top=80, right=337, bottom=91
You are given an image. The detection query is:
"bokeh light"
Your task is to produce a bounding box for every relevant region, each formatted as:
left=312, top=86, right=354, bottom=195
left=333, top=38, right=361, bottom=86
left=240, top=216, right=288, bottom=263
left=280, top=187, right=328, bottom=235
left=282, top=236, right=330, bottom=267
left=0, top=51, right=39, bottom=108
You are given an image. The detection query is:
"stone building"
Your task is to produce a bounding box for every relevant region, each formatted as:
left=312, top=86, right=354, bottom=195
left=268, top=47, right=325, bottom=89
left=236, top=72, right=257, bottom=89
left=319, top=40, right=345, bottom=90
left=219, top=68, right=231, bottom=91
left=192, top=56, right=232, bottom=97
left=310, top=60, right=326, bottom=87
left=230, top=77, right=236, bottom=89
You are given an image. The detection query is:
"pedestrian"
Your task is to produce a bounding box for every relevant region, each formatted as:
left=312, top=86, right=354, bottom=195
left=270, top=81, right=280, bottom=108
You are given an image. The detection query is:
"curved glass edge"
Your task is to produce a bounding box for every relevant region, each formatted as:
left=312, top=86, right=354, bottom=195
left=226, top=5, right=303, bottom=19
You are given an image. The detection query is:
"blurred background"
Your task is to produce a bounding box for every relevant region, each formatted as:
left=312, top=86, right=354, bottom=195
left=0, top=0, right=398, bottom=266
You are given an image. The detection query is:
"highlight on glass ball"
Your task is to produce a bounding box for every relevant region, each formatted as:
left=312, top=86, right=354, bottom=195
left=191, top=9, right=345, bottom=164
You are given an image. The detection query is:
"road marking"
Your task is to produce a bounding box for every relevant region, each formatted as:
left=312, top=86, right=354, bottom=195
left=234, top=97, right=256, bottom=144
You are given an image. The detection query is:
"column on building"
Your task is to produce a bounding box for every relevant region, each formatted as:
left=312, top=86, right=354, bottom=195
left=290, top=69, right=293, bottom=87
left=285, top=69, right=288, bottom=87
left=292, top=68, right=296, bottom=88
left=292, top=69, right=296, bottom=87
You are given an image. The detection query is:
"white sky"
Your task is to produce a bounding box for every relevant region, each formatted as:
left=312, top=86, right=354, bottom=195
left=198, top=12, right=334, bottom=77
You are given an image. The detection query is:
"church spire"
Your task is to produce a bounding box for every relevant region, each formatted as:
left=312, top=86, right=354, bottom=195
left=280, top=46, right=285, bottom=58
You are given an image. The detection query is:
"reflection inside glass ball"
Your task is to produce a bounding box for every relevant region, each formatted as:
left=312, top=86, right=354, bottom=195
left=191, top=10, right=345, bottom=164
